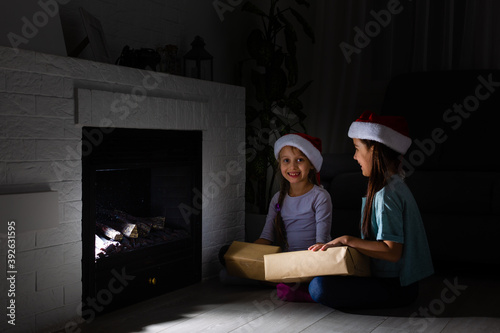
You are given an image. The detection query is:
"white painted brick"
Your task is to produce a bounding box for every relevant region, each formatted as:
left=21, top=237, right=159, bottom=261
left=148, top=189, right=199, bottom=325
left=36, top=261, right=81, bottom=291
left=4, top=70, right=41, bottom=95
left=0, top=93, right=36, bottom=115
left=175, top=99, right=188, bottom=129
left=0, top=115, right=66, bottom=139
left=36, top=96, right=73, bottom=117
left=36, top=52, right=88, bottom=79
left=36, top=222, right=81, bottom=249
left=64, top=119, right=82, bottom=138
left=203, top=229, right=225, bottom=248
left=16, top=271, right=36, bottom=295
left=165, top=98, right=177, bottom=127
left=201, top=245, right=219, bottom=266
left=6, top=161, right=78, bottom=184
left=63, top=77, right=74, bottom=99
left=149, top=103, right=170, bottom=128
left=50, top=181, right=82, bottom=202
left=36, top=139, right=80, bottom=161
left=0, top=139, right=36, bottom=161
left=0, top=70, right=5, bottom=91
left=0, top=46, right=36, bottom=72
left=40, top=75, right=66, bottom=98
left=91, top=90, right=114, bottom=122
left=17, top=245, right=64, bottom=274
left=207, top=111, right=226, bottom=128
left=59, top=202, right=64, bottom=225
left=0, top=162, right=6, bottom=184
left=76, top=89, right=91, bottom=125
left=124, top=107, right=150, bottom=128
left=237, top=183, right=245, bottom=198
left=64, top=281, right=82, bottom=305
left=63, top=201, right=82, bottom=222
left=50, top=160, right=82, bottom=182
left=62, top=241, right=82, bottom=264
left=1, top=41, right=246, bottom=322
left=35, top=301, right=81, bottom=333
left=16, top=231, right=36, bottom=252
left=18, top=287, right=64, bottom=318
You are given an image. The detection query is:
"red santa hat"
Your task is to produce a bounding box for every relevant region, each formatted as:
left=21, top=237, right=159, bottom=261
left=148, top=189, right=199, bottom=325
left=274, top=133, right=323, bottom=172
left=348, top=111, right=412, bottom=154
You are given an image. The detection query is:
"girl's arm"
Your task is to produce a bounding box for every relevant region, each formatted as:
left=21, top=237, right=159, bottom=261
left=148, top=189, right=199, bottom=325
left=308, top=235, right=403, bottom=263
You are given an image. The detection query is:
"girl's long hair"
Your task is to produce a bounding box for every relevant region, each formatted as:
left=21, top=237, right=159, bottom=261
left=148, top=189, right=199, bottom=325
left=361, top=140, right=401, bottom=240
left=274, top=148, right=318, bottom=251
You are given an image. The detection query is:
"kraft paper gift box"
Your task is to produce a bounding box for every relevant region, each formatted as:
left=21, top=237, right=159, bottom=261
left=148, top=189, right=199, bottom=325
left=264, top=246, right=371, bottom=283
left=224, top=241, right=281, bottom=281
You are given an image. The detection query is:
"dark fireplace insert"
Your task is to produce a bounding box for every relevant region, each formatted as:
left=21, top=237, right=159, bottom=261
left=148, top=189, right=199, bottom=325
left=82, top=127, right=202, bottom=317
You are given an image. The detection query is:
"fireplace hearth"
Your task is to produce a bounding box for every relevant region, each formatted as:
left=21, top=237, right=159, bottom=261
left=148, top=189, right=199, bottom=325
left=82, top=127, right=202, bottom=316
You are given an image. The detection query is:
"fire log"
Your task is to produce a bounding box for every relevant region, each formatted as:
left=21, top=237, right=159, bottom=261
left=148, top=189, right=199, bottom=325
left=96, top=222, right=123, bottom=241
left=136, top=222, right=151, bottom=237
left=104, top=219, right=138, bottom=238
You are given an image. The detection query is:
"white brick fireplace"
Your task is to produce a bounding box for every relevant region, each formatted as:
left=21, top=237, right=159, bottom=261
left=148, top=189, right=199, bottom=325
left=0, top=45, right=245, bottom=332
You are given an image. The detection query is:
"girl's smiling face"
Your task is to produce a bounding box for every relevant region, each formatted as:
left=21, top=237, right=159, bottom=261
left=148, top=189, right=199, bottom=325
left=353, top=138, right=373, bottom=177
left=279, top=146, right=314, bottom=185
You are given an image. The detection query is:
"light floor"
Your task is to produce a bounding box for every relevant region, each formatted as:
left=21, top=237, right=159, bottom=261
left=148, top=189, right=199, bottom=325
left=62, top=272, right=500, bottom=333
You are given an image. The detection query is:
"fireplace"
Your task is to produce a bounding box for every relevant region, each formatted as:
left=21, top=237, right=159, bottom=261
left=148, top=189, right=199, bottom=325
left=82, top=127, right=202, bottom=316
left=0, top=45, right=245, bottom=331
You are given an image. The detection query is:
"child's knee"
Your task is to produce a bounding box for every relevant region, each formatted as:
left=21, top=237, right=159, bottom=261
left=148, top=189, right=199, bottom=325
left=308, top=277, right=324, bottom=302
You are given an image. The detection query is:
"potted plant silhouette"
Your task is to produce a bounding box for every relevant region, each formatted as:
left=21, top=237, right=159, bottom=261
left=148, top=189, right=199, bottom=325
left=242, top=0, right=315, bottom=214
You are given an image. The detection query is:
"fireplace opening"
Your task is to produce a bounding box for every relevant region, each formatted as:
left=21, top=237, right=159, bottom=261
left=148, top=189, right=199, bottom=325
left=82, top=127, right=202, bottom=316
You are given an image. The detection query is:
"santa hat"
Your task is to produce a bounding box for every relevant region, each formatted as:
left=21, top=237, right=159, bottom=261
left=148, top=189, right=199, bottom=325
left=274, top=133, right=323, bottom=172
left=348, top=111, right=412, bottom=154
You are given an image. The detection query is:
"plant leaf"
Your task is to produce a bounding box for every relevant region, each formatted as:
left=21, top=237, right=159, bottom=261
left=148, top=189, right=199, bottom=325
left=290, top=8, right=315, bottom=43
left=247, top=29, right=274, bottom=66
left=284, top=26, right=297, bottom=56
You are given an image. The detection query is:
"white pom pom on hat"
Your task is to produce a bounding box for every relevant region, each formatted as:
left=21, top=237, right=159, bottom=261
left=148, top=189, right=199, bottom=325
left=274, top=133, right=323, bottom=172
left=348, top=111, right=412, bottom=154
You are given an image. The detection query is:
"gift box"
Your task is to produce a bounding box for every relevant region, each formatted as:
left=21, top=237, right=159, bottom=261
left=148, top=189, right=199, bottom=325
left=224, top=241, right=282, bottom=281
left=264, top=246, right=371, bottom=283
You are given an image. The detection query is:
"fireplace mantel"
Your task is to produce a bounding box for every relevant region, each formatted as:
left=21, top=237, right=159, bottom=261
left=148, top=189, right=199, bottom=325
left=0, top=46, right=245, bottom=332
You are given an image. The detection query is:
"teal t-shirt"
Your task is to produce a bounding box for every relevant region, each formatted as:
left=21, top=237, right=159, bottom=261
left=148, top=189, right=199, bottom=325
left=361, top=175, right=434, bottom=286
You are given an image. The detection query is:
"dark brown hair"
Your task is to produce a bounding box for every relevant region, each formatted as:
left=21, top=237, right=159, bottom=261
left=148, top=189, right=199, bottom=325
left=360, top=140, right=401, bottom=239
left=274, top=147, right=318, bottom=250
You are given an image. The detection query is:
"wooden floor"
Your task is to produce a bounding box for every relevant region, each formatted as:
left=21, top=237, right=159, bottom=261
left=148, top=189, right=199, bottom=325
left=64, top=271, right=500, bottom=333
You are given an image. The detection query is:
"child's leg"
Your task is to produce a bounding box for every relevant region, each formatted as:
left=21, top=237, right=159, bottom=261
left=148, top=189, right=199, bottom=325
left=276, top=282, right=314, bottom=302
left=308, top=275, right=418, bottom=309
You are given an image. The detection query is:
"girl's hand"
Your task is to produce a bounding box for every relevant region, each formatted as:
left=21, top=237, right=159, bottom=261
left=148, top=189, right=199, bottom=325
left=308, top=236, right=350, bottom=251
left=308, top=242, right=325, bottom=251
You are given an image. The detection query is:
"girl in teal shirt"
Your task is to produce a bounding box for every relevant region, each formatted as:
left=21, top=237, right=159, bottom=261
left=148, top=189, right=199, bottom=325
left=308, top=111, right=434, bottom=309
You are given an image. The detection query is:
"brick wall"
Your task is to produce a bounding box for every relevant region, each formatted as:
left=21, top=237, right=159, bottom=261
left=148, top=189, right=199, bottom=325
left=0, top=45, right=245, bottom=332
